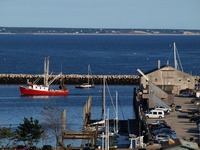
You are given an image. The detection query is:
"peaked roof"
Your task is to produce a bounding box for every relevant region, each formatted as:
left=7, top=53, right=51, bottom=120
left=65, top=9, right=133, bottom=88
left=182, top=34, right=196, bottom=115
left=138, top=65, right=193, bottom=78
left=143, top=65, right=168, bottom=75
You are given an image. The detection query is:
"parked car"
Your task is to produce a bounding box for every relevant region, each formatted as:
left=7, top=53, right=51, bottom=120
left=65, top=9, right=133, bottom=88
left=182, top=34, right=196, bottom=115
left=179, top=92, right=192, bottom=97
left=145, top=110, right=165, bottom=119
left=154, top=134, right=171, bottom=143
left=194, top=101, right=200, bottom=106
left=179, top=90, right=195, bottom=97
left=189, top=115, right=200, bottom=123
left=149, top=120, right=167, bottom=125
left=190, top=98, right=200, bottom=103
left=187, top=111, right=198, bottom=118
left=15, top=145, right=27, bottom=150
left=148, top=122, right=171, bottom=131
left=175, top=105, right=182, bottom=111
left=154, top=106, right=171, bottom=114
left=42, top=145, right=52, bottom=150
left=152, top=128, right=177, bottom=138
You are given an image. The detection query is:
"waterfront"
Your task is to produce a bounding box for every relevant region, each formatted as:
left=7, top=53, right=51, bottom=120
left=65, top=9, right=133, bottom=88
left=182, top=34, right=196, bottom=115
left=0, top=34, right=200, bottom=147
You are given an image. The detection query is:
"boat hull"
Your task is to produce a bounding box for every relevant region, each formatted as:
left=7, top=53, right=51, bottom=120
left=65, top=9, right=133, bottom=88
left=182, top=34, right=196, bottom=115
left=19, top=86, right=69, bottom=96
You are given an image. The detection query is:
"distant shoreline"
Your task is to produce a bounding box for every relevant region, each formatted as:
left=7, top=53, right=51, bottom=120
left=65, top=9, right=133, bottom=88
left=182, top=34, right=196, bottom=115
left=1, top=27, right=200, bottom=35
left=0, top=32, right=200, bottom=36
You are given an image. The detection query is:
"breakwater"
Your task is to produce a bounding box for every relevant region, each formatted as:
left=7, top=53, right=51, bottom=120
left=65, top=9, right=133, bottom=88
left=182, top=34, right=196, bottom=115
left=0, top=74, right=140, bottom=85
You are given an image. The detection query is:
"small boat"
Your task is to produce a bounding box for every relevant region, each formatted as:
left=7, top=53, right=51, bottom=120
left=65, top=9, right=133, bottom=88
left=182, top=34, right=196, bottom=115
left=75, top=65, right=95, bottom=88
left=75, top=82, right=95, bottom=88
left=19, top=57, right=69, bottom=96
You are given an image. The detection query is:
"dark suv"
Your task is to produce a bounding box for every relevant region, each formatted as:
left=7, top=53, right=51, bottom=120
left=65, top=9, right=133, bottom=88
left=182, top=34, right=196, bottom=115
left=42, top=145, right=52, bottom=150
left=189, top=115, right=200, bottom=123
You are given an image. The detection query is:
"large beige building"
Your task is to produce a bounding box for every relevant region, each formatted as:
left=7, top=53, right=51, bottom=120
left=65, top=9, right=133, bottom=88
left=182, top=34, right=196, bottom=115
left=140, top=65, right=195, bottom=96
left=137, top=65, right=197, bottom=109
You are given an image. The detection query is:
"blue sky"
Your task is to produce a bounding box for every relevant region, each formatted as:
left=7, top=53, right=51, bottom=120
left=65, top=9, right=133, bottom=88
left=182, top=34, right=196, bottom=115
left=0, top=0, right=200, bottom=29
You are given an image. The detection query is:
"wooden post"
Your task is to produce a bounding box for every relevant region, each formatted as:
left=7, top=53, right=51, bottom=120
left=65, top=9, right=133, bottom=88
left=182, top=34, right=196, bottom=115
left=62, top=109, right=66, bottom=147
left=83, top=96, right=92, bottom=127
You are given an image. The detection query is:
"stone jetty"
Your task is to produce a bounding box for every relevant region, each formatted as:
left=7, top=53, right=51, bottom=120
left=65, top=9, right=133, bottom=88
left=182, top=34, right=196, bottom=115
left=0, top=74, right=140, bottom=85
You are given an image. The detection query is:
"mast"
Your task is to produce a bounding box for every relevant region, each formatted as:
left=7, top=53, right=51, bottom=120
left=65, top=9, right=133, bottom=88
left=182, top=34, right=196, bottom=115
left=173, top=42, right=183, bottom=72
left=88, top=65, right=90, bottom=84
left=44, top=57, right=46, bottom=86
left=105, top=108, right=109, bottom=150
left=47, top=73, right=62, bottom=86
left=115, top=91, right=119, bottom=133
left=103, top=77, right=106, bottom=121
left=44, top=57, right=50, bottom=86
left=47, top=56, right=49, bottom=83
left=174, top=42, right=178, bottom=70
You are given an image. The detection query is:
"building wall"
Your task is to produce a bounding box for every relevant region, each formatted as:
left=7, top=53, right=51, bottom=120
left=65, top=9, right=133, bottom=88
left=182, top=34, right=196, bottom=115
left=141, top=66, right=195, bottom=95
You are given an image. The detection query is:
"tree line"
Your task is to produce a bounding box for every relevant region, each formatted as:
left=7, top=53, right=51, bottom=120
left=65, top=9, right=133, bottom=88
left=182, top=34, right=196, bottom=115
left=0, top=107, right=66, bottom=149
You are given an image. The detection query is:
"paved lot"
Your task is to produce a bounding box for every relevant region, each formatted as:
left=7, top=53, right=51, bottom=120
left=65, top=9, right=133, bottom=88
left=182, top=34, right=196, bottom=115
left=147, top=96, right=200, bottom=143
left=167, top=97, right=199, bottom=141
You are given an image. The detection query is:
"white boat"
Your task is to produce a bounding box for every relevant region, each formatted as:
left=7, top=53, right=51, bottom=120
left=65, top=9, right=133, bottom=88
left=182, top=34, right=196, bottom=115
left=87, top=120, right=105, bottom=132
left=75, top=65, right=95, bottom=88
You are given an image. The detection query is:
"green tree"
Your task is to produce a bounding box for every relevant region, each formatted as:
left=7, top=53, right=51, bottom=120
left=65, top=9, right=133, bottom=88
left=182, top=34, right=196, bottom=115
left=0, top=125, right=15, bottom=148
left=15, top=117, right=43, bottom=147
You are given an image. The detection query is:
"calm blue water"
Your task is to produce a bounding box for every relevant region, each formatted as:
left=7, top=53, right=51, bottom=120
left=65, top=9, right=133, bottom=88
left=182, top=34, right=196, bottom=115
left=0, top=34, right=200, bottom=75
left=0, top=84, right=135, bottom=146
left=0, top=34, right=200, bottom=146
left=0, top=84, right=135, bottom=127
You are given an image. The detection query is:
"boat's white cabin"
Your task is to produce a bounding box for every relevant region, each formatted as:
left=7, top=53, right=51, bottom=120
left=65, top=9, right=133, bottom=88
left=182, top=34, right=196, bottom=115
left=28, top=84, right=49, bottom=91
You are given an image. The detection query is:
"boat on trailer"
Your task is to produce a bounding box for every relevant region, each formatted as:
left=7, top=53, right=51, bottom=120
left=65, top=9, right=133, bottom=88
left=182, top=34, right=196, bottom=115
left=19, top=57, right=69, bottom=96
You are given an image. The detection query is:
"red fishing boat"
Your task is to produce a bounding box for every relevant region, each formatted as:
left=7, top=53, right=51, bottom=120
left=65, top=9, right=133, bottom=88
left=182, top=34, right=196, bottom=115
left=19, top=57, right=69, bottom=96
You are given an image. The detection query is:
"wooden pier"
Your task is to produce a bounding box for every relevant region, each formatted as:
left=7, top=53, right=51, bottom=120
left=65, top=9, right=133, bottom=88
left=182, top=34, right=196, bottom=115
left=62, top=97, right=98, bottom=148
left=62, top=132, right=97, bottom=140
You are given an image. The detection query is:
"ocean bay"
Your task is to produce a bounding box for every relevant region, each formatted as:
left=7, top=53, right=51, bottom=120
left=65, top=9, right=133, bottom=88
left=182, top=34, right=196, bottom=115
left=0, top=84, right=135, bottom=127
left=0, top=34, right=200, bottom=75
left=0, top=84, right=135, bottom=146
left=0, top=34, right=200, bottom=146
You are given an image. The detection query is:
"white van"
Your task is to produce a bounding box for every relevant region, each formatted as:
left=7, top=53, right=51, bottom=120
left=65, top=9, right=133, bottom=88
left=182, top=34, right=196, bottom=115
left=145, top=110, right=165, bottom=119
